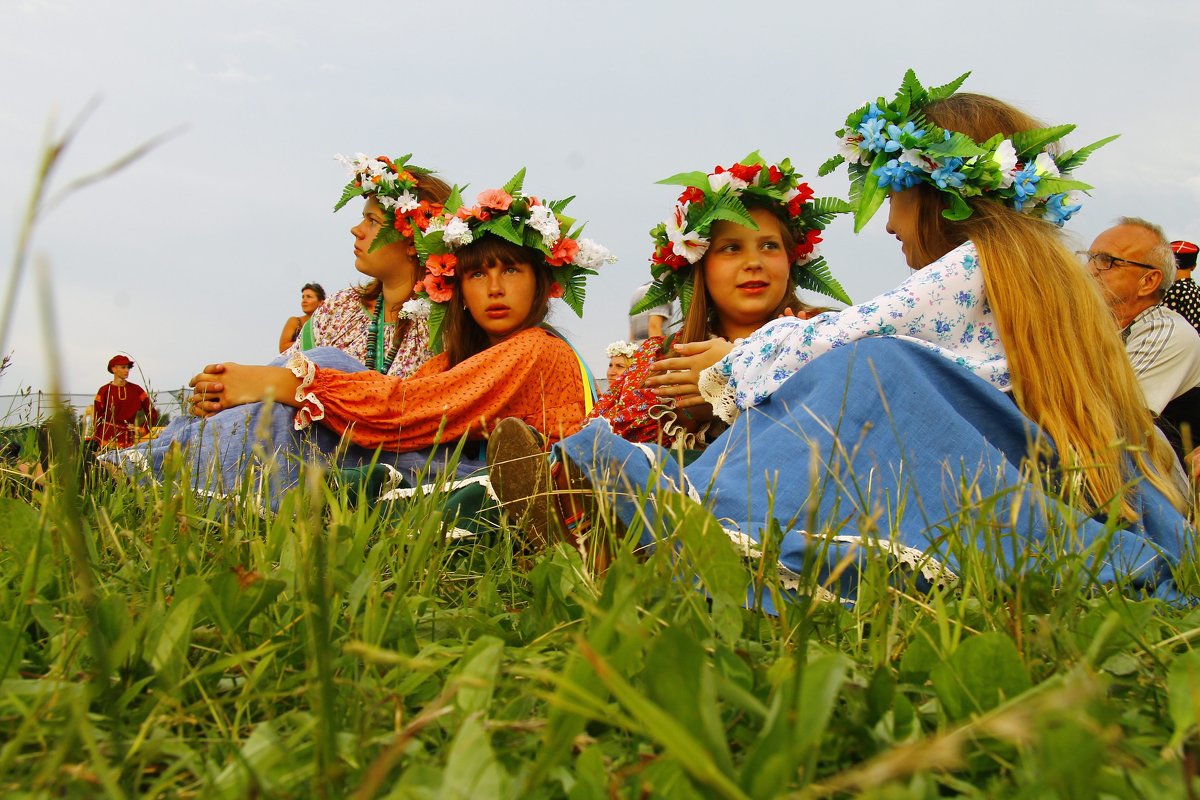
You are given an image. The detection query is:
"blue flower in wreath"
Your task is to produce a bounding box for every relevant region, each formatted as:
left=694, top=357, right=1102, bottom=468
left=883, top=121, right=925, bottom=153
left=1010, top=163, right=1041, bottom=209
left=858, top=117, right=888, bottom=153
left=930, top=157, right=967, bottom=189
left=1043, top=192, right=1083, bottom=227
left=875, top=158, right=923, bottom=191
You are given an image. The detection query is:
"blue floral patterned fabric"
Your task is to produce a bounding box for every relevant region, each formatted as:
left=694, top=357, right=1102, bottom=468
left=558, top=338, right=1191, bottom=607
left=707, top=241, right=1010, bottom=416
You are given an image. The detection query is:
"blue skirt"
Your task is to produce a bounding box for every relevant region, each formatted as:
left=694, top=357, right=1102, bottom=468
left=102, top=347, right=485, bottom=511
left=556, top=338, right=1192, bottom=605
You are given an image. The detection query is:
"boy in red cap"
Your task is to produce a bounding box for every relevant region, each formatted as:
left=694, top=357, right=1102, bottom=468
left=1164, top=240, right=1200, bottom=331
left=92, top=354, right=158, bottom=448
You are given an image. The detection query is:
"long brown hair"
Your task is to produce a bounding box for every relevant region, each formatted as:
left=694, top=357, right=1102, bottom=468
left=911, top=93, right=1181, bottom=515
left=355, top=173, right=453, bottom=310
left=676, top=199, right=813, bottom=345
left=440, top=236, right=555, bottom=366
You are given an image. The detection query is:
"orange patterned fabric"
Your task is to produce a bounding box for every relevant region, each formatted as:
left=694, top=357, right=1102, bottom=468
left=294, top=327, right=586, bottom=451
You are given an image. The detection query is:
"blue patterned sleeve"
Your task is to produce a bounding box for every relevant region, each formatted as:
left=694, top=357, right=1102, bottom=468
left=700, top=242, right=998, bottom=417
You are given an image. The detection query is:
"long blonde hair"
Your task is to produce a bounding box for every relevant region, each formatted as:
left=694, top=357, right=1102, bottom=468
left=914, top=93, right=1181, bottom=516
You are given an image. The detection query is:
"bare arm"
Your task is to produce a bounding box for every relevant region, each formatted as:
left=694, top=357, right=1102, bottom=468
left=189, top=363, right=301, bottom=417
left=278, top=317, right=300, bottom=353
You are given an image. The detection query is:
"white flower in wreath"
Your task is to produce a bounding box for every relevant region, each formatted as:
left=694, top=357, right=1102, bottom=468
left=990, top=139, right=1018, bottom=188
left=665, top=203, right=708, bottom=264
left=707, top=171, right=749, bottom=194
left=526, top=204, right=561, bottom=247
left=575, top=238, right=617, bottom=269
left=795, top=243, right=820, bottom=266
left=425, top=215, right=448, bottom=234
left=335, top=152, right=369, bottom=176
left=442, top=217, right=474, bottom=248
left=1032, top=151, right=1061, bottom=178
left=399, top=297, right=432, bottom=320
left=395, top=190, right=420, bottom=214
left=376, top=195, right=399, bottom=211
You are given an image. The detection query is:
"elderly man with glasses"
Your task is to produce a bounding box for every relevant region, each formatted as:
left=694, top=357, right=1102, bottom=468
left=1083, top=217, right=1200, bottom=462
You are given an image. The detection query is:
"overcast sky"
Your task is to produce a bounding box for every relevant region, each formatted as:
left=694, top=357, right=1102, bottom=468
left=2, top=0, right=1198, bottom=403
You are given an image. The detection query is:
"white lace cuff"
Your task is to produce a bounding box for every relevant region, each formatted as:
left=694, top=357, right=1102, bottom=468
left=699, top=366, right=738, bottom=425
left=647, top=403, right=713, bottom=449
left=285, top=351, right=325, bottom=430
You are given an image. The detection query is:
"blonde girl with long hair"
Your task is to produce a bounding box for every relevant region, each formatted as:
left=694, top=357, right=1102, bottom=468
left=491, top=71, right=1191, bottom=601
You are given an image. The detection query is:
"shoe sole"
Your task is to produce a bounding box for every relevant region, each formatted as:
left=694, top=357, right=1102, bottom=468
left=487, top=418, right=559, bottom=550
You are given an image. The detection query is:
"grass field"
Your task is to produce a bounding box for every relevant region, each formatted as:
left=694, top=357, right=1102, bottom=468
left=2, top=431, right=1200, bottom=799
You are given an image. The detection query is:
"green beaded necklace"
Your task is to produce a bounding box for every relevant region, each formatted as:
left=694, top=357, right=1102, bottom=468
left=365, top=298, right=402, bottom=374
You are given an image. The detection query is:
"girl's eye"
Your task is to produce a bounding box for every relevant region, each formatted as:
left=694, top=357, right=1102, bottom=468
left=504, top=266, right=520, bottom=274
left=762, top=240, right=781, bottom=250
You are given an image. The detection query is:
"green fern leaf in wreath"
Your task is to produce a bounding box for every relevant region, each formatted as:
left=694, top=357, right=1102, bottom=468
left=1011, top=125, right=1077, bottom=159
left=368, top=225, right=402, bottom=253
left=427, top=302, right=447, bottom=355
left=796, top=256, right=852, bottom=306
left=678, top=272, right=696, bottom=318
left=444, top=185, right=464, bottom=216
left=694, top=192, right=757, bottom=233
left=502, top=169, right=526, bottom=196
left=1055, top=135, right=1120, bottom=174
left=476, top=214, right=523, bottom=245
left=559, top=269, right=589, bottom=317
left=333, top=183, right=364, bottom=212
left=631, top=281, right=676, bottom=316
left=818, top=154, right=845, bottom=177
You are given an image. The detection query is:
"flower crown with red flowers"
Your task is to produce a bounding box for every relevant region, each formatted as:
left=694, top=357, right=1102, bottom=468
left=411, top=169, right=617, bottom=353
left=638, top=151, right=853, bottom=318
left=332, top=153, right=444, bottom=249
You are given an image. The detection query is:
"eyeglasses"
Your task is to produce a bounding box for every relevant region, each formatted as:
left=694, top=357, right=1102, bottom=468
left=1076, top=250, right=1160, bottom=272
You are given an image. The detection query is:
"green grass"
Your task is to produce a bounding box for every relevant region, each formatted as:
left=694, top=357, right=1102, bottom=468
left=5, top=111, right=1200, bottom=799
left=0, top=446, right=1199, bottom=799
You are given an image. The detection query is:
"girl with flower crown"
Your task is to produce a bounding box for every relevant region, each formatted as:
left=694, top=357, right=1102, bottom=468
left=104, top=154, right=450, bottom=502
left=604, top=341, right=637, bottom=385
left=491, top=72, right=1192, bottom=601
left=280, top=154, right=449, bottom=376
left=172, top=172, right=611, bottom=510
left=589, top=153, right=850, bottom=450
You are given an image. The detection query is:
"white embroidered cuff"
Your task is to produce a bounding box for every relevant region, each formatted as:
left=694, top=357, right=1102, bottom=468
left=285, top=351, right=325, bottom=430
left=698, top=366, right=738, bottom=425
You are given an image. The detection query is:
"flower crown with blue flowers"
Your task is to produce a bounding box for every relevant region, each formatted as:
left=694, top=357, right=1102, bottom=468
left=818, top=70, right=1118, bottom=232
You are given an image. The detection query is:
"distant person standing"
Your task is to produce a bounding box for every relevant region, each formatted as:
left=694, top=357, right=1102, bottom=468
left=1165, top=241, right=1200, bottom=332
left=628, top=281, right=673, bottom=343
left=278, top=282, right=326, bottom=352
left=92, top=355, right=158, bottom=449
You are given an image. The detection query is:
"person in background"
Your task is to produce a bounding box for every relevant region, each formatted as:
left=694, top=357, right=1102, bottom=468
left=604, top=340, right=637, bottom=386
left=278, top=282, right=326, bottom=352
left=1086, top=220, right=1200, bottom=461
left=628, top=281, right=673, bottom=343
left=1164, top=240, right=1200, bottom=332
left=92, top=354, right=158, bottom=449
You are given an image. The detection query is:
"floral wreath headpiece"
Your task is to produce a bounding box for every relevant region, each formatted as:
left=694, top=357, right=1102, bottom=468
left=410, top=169, right=617, bottom=353
left=638, top=151, right=853, bottom=318
left=333, top=153, right=444, bottom=249
left=819, top=70, right=1118, bottom=232
left=605, top=340, right=638, bottom=359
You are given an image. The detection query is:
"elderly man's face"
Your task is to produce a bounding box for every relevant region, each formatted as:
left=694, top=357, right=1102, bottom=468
left=1087, top=224, right=1163, bottom=307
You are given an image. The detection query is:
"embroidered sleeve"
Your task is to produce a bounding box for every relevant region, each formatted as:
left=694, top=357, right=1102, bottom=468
left=699, top=365, right=738, bottom=425
left=713, top=241, right=1009, bottom=412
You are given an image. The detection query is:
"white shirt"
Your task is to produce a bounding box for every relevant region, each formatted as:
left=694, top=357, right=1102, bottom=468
left=1123, top=304, right=1200, bottom=414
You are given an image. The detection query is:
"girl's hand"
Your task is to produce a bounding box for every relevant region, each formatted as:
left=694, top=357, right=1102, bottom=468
left=189, top=363, right=297, bottom=417
left=644, top=337, right=733, bottom=408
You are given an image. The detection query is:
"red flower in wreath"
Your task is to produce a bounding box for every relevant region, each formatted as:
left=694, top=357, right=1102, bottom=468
left=426, top=253, right=457, bottom=277
left=786, top=183, right=815, bottom=217
left=421, top=273, right=454, bottom=303
left=546, top=237, right=579, bottom=267
left=651, top=242, right=688, bottom=271
left=728, top=162, right=762, bottom=183
left=767, top=165, right=783, bottom=184
left=549, top=282, right=564, bottom=299
left=791, top=229, right=822, bottom=260
left=677, top=186, right=705, bottom=205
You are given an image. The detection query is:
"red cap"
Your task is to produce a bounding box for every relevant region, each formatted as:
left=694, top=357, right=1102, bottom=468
left=1172, top=240, right=1198, bottom=271
left=107, top=354, right=134, bottom=373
